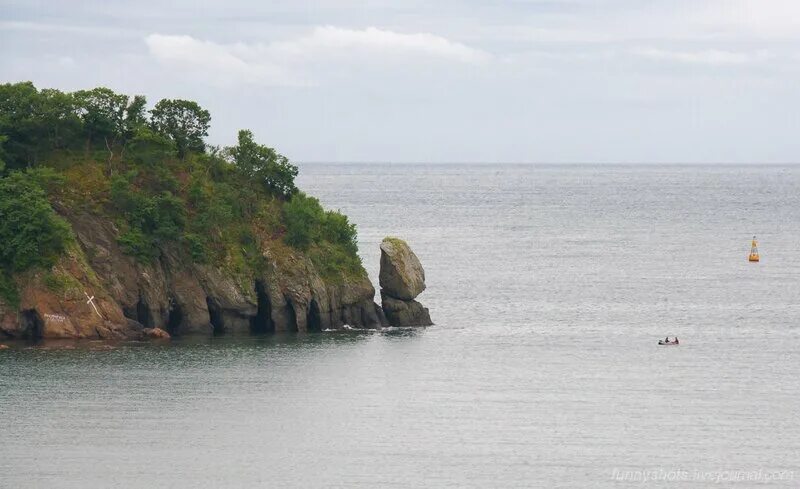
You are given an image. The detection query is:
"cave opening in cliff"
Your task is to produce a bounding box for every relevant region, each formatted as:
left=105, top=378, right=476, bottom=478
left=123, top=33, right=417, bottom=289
left=307, top=299, right=322, bottom=333
left=166, top=300, right=183, bottom=335
left=123, top=296, right=153, bottom=328
left=206, top=297, right=225, bottom=336
left=136, top=298, right=153, bottom=327
left=20, top=309, right=43, bottom=341
left=250, top=280, right=274, bottom=335
left=285, top=298, right=298, bottom=333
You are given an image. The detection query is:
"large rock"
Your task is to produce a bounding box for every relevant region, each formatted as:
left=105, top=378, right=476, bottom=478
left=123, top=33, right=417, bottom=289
left=381, top=293, right=432, bottom=327
left=379, top=237, right=426, bottom=300
left=379, top=237, right=432, bottom=327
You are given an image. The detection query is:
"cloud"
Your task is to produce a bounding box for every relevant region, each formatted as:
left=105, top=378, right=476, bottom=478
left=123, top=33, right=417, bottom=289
left=269, top=26, right=490, bottom=64
left=631, top=47, right=770, bottom=66
left=145, top=27, right=489, bottom=87
left=145, top=34, right=300, bottom=86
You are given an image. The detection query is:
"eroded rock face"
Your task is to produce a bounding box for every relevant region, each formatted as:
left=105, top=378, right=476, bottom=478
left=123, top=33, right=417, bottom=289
left=380, top=237, right=432, bottom=327
left=0, top=209, right=385, bottom=339
left=381, top=293, right=432, bottom=327
left=379, top=237, right=426, bottom=300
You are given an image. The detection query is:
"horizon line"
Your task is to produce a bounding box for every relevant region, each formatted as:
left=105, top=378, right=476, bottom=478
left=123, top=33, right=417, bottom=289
left=296, top=161, right=800, bottom=165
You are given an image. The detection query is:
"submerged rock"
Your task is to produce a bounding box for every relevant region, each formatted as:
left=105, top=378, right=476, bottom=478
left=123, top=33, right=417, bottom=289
left=379, top=237, right=433, bottom=327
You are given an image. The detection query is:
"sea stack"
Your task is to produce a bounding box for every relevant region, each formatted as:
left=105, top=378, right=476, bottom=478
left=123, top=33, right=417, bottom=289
left=379, top=237, right=433, bottom=327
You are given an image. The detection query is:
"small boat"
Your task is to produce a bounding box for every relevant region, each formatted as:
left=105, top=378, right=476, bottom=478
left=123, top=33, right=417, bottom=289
left=658, top=339, right=679, bottom=345
left=748, top=236, right=759, bottom=262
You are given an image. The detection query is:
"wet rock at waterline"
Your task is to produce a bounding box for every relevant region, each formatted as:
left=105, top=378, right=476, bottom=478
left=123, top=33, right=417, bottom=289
left=379, top=237, right=433, bottom=327
left=142, top=327, right=171, bottom=340
left=381, top=293, right=432, bottom=327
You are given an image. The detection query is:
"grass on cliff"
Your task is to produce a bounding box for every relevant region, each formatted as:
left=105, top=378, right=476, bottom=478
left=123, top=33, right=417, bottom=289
left=0, top=82, right=366, bottom=301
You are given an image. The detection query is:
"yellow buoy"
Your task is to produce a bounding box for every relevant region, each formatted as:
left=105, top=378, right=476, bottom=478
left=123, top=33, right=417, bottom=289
left=748, top=235, right=760, bottom=262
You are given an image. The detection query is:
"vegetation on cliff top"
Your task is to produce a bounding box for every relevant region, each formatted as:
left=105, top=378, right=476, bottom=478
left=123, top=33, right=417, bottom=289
left=0, top=81, right=362, bottom=303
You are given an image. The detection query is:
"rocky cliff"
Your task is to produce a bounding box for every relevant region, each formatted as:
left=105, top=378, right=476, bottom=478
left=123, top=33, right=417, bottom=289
left=0, top=209, right=385, bottom=340
left=0, top=83, right=434, bottom=341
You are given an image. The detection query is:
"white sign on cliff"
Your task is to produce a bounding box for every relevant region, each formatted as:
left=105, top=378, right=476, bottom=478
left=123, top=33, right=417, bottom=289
left=84, top=291, right=103, bottom=318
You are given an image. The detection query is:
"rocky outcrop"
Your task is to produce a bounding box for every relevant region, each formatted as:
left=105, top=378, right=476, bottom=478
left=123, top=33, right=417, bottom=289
left=379, top=237, right=432, bottom=327
left=142, top=327, right=170, bottom=340
left=0, top=209, right=385, bottom=340
left=379, top=237, right=426, bottom=300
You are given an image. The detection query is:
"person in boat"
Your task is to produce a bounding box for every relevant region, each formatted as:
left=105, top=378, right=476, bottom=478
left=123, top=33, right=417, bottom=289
left=674, top=337, right=679, bottom=344
left=665, top=336, right=669, bottom=343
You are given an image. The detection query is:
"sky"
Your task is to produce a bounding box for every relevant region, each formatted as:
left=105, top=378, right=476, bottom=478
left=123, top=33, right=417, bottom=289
left=1, top=0, right=799, bottom=163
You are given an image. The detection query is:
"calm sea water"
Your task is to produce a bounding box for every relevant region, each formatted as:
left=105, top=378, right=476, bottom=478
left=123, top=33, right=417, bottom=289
left=1, top=164, right=799, bottom=488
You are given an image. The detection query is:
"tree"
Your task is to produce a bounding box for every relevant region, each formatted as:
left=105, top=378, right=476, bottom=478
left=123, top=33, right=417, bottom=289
left=73, top=87, right=128, bottom=148
left=0, top=82, right=81, bottom=168
left=0, top=135, right=7, bottom=174
left=37, top=88, right=82, bottom=152
left=0, top=82, right=45, bottom=169
left=125, top=96, right=147, bottom=129
left=73, top=88, right=130, bottom=174
left=227, top=129, right=298, bottom=197
left=150, top=99, right=210, bottom=159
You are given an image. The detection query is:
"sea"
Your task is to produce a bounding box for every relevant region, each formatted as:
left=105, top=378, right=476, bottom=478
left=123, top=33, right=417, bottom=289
left=1, top=164, right=799, bottom=488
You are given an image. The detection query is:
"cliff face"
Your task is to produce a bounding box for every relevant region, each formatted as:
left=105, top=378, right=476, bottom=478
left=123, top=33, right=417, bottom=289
left=0, top=82, right=392, bottom=341
left=0, top=209, right=385, bottom=340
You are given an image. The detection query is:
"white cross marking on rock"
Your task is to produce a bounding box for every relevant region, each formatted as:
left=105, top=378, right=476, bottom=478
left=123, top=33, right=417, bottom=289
left=84, top=291, right=102, bottom=318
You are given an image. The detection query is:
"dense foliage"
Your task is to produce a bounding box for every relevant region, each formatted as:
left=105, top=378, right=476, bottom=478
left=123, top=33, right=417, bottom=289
left=0, top=170, right=73, bottom=304
left=0, top=82, right=364, bottom=298
left=0, top=170, right=72, bottom=272
left=226, top=130, right=298, bottom=198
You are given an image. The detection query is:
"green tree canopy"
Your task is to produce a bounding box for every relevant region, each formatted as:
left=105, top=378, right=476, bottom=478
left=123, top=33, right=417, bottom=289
left=0, top=135, right=7, bottom=173
left=73, top=87, right=128, bottom=148
left=227, top=129, right=298, bottom=197
left=0, top=82, right=81, bottom=168
left=0, top=170, right=72, bottom=272
left=150, top=99, right=210, bottom=158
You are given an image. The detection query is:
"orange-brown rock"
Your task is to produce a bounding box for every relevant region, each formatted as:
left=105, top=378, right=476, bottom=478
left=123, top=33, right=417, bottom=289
left=142, top=327, right=171, bottom=340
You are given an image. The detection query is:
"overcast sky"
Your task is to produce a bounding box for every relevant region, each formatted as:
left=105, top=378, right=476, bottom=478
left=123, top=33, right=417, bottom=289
left=2, top=0, right=799, bottom=163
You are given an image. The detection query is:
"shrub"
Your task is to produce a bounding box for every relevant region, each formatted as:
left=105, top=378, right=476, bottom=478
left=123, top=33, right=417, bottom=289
left=0, top=271, right=19, bottom=306
left=110, top=172, right=186, bottom=260
left=0, top=171, right=72, bottom=272
left=282, top=193, right=324, bottom=250
left=117, top=227, right=156, bottom=261
left=282, top=192, right=362, bottom=280
left=183, top=233, right=209, bottom=263
left=125, top=127, right=176, bottom=168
